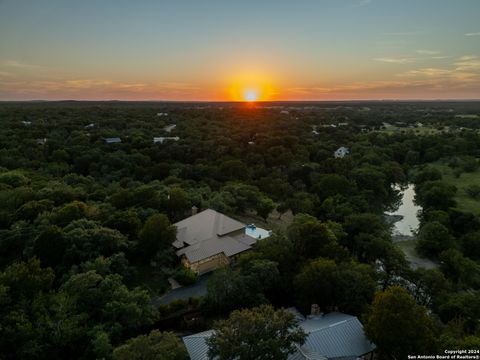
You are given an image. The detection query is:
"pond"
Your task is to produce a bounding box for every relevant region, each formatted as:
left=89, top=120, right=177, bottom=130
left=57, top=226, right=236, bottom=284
left=386, top=184, right=422, bottom=237
left=386, top=185, right=438, bottom=269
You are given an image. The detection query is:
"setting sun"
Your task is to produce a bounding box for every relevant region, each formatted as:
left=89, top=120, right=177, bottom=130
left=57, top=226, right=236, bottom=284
left=243, top=89, right=259, bottom=102
left=227, top=77, right=276, bottom=102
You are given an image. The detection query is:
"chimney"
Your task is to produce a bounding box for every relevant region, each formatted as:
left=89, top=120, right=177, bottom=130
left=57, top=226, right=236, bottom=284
left=310, top=304, right=320, bottom=316
left=191, top=206, right=198, bottom=216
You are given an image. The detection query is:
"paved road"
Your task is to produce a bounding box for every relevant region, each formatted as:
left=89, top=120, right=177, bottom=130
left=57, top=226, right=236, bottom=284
left=153, top=273, right=212, bottom=306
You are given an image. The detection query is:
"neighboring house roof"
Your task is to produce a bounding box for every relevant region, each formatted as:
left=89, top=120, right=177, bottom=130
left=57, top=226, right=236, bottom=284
left=183, top=330, right=214, bottom=360
left=290, top=347, right=328, bottom=360
left=334, top=147, right=349, bottom=158
left=299, top=313, right=375, bottom=360
left=182, top=311, right=375, bottom=360
left=164, top=124, right=177, bottom=132
left=104, top=137, right=121, bottom=143
left=153, top=136, right=180, bottom=144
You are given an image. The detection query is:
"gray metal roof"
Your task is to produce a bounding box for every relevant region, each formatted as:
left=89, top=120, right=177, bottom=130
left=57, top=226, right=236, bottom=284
left=290, top=345, right=328, bottom=360
left=183, top=330, right=215, bottom=360
left=300, top=313, right=375, bottom=359
left=104, top=137, right=121, bottom=143
left=182, top=311, right=375, bottom=360
left=300, top=313, right=353, bottom=332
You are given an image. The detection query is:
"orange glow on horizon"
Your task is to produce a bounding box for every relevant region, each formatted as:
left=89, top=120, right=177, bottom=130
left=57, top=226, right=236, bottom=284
left=226, top=72, right=277, bottom=101
left=228, top=84, right=276, bottom=102
left=243, top=89, right=258, bottom=102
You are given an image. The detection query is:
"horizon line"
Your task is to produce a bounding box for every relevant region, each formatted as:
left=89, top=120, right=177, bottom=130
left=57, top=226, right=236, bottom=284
left=1, top=98, right=480, bottom=103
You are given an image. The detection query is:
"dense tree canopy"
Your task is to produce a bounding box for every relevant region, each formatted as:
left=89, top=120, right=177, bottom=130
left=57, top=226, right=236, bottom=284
left=1, top=101, right=480, bottom=358
left=113, top=330, right=188, bottom=360
left=206, top=305, right=306, bottom=360
left=365, top=287, right=439, bottom=359
left=294, top=258, right=376, bottom=314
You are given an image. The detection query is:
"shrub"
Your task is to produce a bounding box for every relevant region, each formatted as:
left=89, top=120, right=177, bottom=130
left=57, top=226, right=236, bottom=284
left=173, top=266, right=198, bottom=286
left=466, top=184, right=480, bottom=199
left=0, top=170, right=29, bottom=187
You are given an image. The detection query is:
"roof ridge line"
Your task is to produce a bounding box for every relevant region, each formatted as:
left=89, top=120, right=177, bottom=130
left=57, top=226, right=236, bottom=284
left=174, top=208, right=214, bottom=225
left=214, top=211, right=222, bottom=236
left=184, top=331, right=214, bottom=338
left=306, top=316, right=356, bottom=334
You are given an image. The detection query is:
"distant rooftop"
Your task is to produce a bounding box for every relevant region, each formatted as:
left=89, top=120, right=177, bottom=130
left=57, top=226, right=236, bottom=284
left=153, top=136, right=179, bottom=144
left=164, top=124, right=176, bottom=132
left=104, top=137, right=121, bottom=143
left=334, top=146, right=349, bottom=158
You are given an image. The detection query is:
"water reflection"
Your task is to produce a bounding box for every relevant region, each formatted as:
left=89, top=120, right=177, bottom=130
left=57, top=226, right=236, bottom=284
left=387, top=184, right=421, bottom=237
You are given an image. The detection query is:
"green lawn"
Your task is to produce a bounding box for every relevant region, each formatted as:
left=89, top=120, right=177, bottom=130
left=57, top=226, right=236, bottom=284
left=395, top=239, right=438, bottom=270
left=377, top=126, right=443, bottom=136
left=428, top=162, right=480, bottom=215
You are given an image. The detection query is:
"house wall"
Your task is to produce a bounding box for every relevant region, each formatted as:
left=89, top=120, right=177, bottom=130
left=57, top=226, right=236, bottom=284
left=183, top=253, right=231, bottom=274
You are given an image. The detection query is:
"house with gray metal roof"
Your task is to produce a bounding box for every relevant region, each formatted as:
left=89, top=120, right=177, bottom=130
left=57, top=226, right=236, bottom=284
left=103, top=137, right=121, bottom=144
left=173, top=209, right=271, bottom=274
left=164, top=124, right=177, bottom=132
left=334, top=147, right=349, bottom=158
left=153, top=136, right=180, bottom=144
left=182, top=310, right=375, bottom=360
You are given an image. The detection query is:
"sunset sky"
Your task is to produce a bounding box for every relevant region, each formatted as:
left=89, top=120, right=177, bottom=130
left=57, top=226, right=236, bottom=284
left=1, top=0, right=479, bottom=101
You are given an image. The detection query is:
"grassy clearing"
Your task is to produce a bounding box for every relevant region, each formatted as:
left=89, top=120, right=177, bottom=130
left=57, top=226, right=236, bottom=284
left=377, top=125, right=480, bottom=136
left=396, top=239, right=438, bottom=270
left=427, top=162, right=480, bottom=215
left=455, top=114, right=479, bottom=119
left=377, top=126, right=443, bottom=136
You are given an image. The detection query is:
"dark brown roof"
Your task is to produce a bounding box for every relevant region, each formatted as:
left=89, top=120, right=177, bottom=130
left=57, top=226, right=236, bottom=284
left=173, top=209, right=251, bottom=263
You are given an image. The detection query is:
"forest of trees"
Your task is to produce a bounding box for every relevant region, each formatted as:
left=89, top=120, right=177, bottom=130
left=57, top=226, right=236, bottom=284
left=1, top=101, right=480, bottom=359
